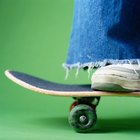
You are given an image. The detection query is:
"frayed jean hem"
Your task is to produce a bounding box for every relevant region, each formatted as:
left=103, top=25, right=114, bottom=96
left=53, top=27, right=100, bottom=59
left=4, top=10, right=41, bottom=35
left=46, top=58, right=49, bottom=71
left=63, top=59, right=140, bottom=79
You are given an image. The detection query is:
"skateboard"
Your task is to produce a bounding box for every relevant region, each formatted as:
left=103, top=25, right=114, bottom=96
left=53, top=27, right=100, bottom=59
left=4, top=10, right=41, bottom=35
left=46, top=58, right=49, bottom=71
left=5, top=70, right=140, bottom=133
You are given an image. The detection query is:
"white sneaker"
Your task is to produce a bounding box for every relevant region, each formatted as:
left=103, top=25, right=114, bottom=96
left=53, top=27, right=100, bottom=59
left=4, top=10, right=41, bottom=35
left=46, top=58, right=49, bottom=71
left=91, top=64, right=140, bottom=92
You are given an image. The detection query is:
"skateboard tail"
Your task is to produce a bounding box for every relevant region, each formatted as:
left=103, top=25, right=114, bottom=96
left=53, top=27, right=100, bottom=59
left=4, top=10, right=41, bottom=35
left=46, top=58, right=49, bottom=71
left=4, top=70, right=97, bottom=97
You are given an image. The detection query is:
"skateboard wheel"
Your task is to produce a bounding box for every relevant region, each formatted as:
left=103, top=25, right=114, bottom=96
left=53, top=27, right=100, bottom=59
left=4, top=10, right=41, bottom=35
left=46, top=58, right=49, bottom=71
left=69, top=104, right=97, bottom=133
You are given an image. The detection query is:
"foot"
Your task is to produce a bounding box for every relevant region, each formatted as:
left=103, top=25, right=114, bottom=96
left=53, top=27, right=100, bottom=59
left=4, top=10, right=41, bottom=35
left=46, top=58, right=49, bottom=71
left=91, top=64, right=140, bottom=92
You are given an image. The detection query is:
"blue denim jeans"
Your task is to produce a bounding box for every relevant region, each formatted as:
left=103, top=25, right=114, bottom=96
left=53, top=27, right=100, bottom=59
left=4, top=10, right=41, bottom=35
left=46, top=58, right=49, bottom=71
left=64, top=0, right=140, bottom=72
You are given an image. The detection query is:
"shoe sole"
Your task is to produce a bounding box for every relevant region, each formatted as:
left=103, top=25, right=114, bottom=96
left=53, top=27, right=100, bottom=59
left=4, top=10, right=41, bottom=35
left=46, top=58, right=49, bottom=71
left=91, top=75, right=140, bottom=92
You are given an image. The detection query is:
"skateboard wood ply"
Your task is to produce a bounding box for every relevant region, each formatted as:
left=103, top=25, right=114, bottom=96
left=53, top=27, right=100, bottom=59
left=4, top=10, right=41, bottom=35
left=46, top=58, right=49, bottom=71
left=5, top=70, right=140, bottom=97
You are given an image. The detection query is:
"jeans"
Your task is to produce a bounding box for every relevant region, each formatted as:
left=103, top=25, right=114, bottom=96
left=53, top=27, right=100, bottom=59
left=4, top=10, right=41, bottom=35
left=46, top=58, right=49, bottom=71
left=64, top=0, right=140, bottom=71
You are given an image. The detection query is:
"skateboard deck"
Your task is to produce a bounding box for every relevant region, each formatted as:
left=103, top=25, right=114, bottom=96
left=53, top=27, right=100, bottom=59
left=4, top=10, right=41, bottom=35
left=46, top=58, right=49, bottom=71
left=5, top=70, right=140, bottom=97
left=5, top=70, right=140, bottom=133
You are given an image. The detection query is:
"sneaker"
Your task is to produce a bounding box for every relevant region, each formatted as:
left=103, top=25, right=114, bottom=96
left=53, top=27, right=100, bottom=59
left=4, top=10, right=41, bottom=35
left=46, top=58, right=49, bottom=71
left=91, top=64, right=140, bottom=92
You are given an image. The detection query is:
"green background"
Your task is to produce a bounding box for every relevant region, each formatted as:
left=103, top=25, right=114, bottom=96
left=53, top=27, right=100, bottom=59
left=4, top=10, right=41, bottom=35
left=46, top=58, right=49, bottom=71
left=0, top=0, right=140, bottom=139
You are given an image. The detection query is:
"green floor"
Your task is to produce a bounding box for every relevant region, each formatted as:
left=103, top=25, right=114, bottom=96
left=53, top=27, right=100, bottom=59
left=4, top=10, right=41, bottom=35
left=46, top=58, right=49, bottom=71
left=1, top=0, right=140, bottom=139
